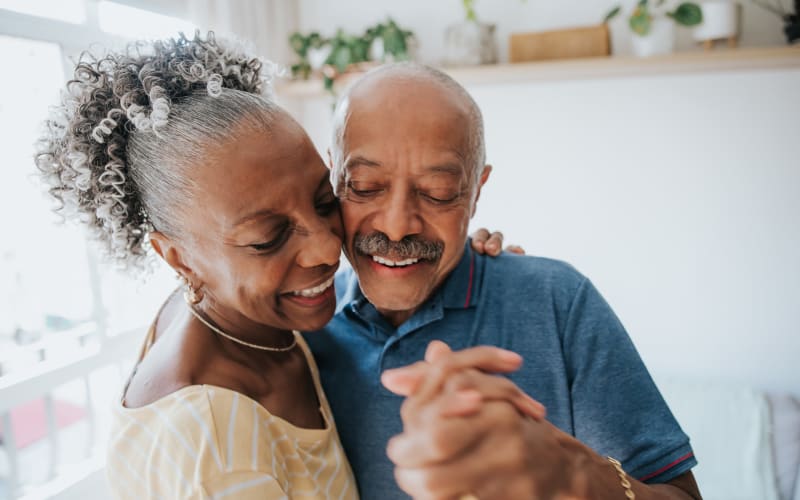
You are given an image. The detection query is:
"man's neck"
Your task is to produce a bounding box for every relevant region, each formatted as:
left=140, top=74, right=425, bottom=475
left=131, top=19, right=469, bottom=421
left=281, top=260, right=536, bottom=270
left=377, top=307, right=417, bottom=328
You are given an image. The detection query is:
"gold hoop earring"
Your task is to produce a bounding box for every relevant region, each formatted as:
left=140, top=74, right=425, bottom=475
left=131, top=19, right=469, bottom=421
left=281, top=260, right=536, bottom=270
left=184, top=283, right=202, bottom=305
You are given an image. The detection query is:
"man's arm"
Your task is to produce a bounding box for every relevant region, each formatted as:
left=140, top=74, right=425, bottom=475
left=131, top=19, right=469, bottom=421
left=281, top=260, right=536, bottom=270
left=383, top=344, right=702, bottom=500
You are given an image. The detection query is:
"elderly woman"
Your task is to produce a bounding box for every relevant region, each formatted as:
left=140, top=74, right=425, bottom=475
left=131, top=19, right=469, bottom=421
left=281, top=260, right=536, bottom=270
left=35, top=33, right=531, bottom=499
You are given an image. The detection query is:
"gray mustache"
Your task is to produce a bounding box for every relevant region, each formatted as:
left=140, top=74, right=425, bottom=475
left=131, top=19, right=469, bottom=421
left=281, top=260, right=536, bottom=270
left=354, top=233, right=444, bottom=261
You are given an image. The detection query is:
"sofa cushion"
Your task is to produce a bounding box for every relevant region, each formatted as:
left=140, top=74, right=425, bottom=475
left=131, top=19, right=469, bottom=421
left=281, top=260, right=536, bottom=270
left=654, top=376, right=781, bottom=500
left=767, top=393, right=800, bottom=500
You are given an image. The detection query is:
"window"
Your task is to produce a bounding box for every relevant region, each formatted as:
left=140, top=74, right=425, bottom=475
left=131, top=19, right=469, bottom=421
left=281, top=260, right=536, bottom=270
left=98, top=1, right=195, bottom=39
left=0, top=4, right=193, bottom=497
left=0, top=35, right=94, bottom=368
left=0, top=0, right=85, bottom=24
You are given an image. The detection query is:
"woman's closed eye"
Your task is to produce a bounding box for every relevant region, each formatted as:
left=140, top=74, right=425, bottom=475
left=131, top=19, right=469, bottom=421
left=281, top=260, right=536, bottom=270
left=315, top=194, right=339, bottom=216
left=249, top=222, right=291, bottom=253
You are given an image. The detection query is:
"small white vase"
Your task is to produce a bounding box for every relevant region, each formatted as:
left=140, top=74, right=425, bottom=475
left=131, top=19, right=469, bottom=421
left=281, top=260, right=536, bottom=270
left=443, top=21, right=498, bottom=66
left=693, top=1, right=739, bottom=42
left=307, top=45, right=332, bottom=71
left=631, top=18, right=676, bottom=57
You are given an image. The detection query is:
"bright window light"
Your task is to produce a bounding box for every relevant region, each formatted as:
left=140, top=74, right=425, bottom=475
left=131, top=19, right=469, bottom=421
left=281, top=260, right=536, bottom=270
left=97, top=1, right=196, bottom=39
left=0, top=0, right=86, bottom=24
left=0, top=35, right=93, bottom=339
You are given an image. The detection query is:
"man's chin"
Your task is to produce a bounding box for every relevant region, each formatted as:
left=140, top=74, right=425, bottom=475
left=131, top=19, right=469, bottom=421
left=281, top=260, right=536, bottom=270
left=359, top=286, right=429, bottom=318
left=352, top=252, right=441, bottom=322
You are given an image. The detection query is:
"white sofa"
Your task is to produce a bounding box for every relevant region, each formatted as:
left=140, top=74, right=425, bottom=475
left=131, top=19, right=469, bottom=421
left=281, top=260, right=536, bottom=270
left=656, top=377, right=800, bottom=500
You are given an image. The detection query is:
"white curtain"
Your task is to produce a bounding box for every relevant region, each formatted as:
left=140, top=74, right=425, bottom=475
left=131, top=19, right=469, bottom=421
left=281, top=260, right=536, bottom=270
left=186, top=0, right=299, bottom=66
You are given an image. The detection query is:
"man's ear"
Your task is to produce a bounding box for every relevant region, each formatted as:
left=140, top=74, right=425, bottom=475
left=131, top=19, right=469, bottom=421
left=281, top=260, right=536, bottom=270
left=470, top=165, right=492, bottom=217
left=149, top=231, right=200, bottom=285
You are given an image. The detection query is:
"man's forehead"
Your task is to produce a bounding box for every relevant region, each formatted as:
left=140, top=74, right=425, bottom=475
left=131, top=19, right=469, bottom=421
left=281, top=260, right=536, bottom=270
left=343, top=154, right=468, bottom=178
left=348, top=74, right=468, bottom=116
left=342, top=84, right=471, bottom=157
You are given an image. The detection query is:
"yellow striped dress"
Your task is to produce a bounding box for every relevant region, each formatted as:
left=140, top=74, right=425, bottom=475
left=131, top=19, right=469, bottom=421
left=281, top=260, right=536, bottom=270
left=107, top=331, right=358, bottom=499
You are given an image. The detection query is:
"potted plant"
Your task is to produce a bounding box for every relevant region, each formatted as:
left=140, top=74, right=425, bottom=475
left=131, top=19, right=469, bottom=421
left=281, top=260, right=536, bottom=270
left=443, top=0, right=499, bottom=65
left=288, top=19, right=415, bottom=93
left=691, top=1, right=741, bottom=50
left=606, top=0, right=704, bottom=57
left=751, top=0, right=800, bottom=43
left=365, top=19, right=416, bottom=62
left=288, top=32, right=325, bottom=80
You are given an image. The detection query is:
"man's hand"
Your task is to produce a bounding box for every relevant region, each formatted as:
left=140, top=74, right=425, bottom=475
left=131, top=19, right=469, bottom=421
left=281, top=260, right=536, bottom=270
left=383, top=341, right=703, bottom=500
left=388, top=401, right=592, bottom=499
left=470, top=228, right=525, bottom=256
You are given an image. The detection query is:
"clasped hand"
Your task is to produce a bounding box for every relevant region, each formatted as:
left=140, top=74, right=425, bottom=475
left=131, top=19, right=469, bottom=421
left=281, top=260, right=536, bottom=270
left=381, top=341, right=602, bottom=500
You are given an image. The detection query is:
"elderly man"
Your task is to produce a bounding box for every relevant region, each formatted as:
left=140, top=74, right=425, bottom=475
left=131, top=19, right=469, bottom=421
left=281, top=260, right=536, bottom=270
left=305, top=63, right=701, bottom=499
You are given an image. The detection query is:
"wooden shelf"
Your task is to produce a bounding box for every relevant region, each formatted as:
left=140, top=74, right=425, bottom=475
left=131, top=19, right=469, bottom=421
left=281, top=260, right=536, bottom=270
left=276, top=45, right=800, bottom=99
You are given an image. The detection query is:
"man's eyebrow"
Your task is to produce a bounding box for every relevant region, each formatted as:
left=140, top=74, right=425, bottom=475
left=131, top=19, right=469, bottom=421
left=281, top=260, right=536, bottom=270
left=425, top=164, right=463, bottom=176
left=344, top=155, right=382, bottom=170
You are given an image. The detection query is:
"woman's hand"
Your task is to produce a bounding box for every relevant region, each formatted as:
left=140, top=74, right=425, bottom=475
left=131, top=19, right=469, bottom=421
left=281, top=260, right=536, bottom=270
left=381, top=341, right=545, bottom=420
left=470, top=228, right=525, bottom=256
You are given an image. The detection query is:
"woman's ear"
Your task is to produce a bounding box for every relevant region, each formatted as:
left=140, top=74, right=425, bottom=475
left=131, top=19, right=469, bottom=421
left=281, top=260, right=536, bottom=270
left=149, top=231, right=200, bottom=285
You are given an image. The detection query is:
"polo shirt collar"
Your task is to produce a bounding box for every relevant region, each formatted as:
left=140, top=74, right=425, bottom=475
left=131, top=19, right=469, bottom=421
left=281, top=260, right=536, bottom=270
left=440, top=241, right=479, bottom=309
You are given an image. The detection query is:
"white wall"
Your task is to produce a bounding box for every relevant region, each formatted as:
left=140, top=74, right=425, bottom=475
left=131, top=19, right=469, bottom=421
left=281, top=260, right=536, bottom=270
left=468, top=70, right=800, bottom=396
left=297, top=0, right=788, bottom=63
left=283, top=66, right=800, bottom=396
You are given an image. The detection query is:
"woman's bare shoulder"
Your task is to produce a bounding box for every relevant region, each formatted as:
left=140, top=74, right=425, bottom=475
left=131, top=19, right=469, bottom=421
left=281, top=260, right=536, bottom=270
left=122, top=292, right=211, bottom=408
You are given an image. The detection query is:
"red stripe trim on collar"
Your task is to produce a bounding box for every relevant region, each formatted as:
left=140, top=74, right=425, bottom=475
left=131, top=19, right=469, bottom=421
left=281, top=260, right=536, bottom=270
left=464, top=250, right=475, bottom=308
left=638, top=452, right=694, bottom=482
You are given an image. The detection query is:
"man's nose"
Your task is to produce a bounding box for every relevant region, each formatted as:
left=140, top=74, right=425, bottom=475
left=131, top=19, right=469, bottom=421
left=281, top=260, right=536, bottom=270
left=372, top=189, right=423, bottom=242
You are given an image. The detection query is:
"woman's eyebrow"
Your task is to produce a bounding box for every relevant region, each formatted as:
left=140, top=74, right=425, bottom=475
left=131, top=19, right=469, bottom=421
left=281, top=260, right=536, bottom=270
left=233, top=208, right=278, bottom=227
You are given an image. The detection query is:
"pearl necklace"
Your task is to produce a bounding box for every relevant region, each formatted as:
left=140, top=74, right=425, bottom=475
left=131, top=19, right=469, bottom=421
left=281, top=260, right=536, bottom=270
left=184, top=298, right=298, bottom=353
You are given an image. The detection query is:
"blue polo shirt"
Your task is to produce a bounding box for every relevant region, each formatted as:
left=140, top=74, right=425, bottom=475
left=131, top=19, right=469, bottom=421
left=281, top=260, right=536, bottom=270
left=305, top=243, right=696, bottom=498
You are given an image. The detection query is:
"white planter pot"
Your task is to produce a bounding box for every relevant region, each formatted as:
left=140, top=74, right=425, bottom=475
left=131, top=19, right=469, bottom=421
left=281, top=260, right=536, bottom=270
left=693, top=1, right=739, bottom=42
left=444, top=21, right=498, bottom=66
left=631, top=18, right=675, bottom=57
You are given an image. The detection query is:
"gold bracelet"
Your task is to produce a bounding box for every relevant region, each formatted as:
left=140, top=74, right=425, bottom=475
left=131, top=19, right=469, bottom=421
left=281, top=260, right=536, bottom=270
left=607, top=457, right=636, bottom=499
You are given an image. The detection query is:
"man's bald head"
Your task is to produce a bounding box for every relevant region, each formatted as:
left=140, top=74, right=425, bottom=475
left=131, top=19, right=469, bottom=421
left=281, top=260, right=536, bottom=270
left=329, top=63, right=486, bottom=193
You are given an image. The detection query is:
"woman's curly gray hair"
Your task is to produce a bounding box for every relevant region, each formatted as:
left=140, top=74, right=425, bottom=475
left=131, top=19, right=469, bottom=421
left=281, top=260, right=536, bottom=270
left=35, top=31, right=280, bottom=270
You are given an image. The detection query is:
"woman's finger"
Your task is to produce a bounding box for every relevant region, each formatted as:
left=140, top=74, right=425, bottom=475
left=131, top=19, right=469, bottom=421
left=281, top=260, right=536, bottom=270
left=484, top=231, right=504, bottom=256
left=383, top=345, right=523, bottom=401
left=505, top=244, right=525, bottom=255
left=440, top=370, right=545, bottom=420
left=469, top=228, right=491, bottom=253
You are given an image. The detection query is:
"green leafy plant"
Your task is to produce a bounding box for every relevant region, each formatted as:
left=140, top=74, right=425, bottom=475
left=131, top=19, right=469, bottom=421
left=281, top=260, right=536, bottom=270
left=606, top=0, right=703, bottom=36
left=463, top=0, right=478, bottom=21
left=289, top=18, right=414, bottom=92
left=288, top=32, right=324, bottom=80
left=749, top=0, right=800, bottom=43
left=461, top=0, right=527, bottom=22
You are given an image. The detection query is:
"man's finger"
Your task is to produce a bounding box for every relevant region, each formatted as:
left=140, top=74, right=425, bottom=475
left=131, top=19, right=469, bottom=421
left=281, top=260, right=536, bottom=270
left=391, top=402, right=528, bottom=498
left=388, top=414, right=485, bottom=468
